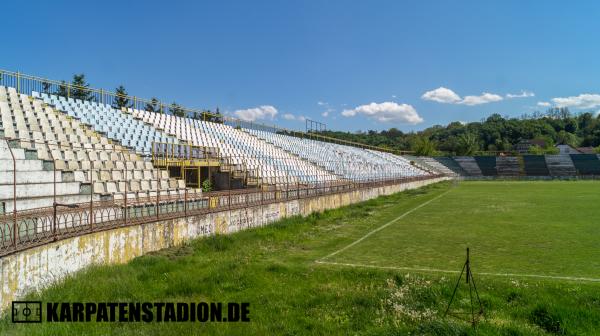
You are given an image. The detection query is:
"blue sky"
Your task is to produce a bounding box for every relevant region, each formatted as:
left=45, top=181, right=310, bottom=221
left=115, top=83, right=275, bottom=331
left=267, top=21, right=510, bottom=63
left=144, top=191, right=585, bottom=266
left=4, top=1, right=600, bottom=132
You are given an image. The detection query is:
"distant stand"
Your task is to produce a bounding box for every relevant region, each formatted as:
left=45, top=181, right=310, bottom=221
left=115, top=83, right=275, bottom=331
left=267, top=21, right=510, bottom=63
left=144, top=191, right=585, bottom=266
left=443, top=247, right=485, bottom=326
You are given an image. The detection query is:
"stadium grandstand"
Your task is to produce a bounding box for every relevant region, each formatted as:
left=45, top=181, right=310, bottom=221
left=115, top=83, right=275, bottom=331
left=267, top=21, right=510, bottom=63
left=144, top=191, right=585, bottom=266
left=0, top=69, right=435, bottom=256
left=426, top=154, right=600, bottom=178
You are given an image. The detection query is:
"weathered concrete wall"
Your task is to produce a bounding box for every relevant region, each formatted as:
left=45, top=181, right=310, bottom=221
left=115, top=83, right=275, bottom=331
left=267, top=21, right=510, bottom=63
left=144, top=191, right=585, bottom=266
left=0, top=177, right=448, bottom=312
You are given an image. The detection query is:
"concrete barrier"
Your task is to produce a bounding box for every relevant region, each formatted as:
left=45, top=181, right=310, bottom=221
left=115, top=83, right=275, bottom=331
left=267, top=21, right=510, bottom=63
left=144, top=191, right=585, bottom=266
left=0, top=177, right=449, bottom=313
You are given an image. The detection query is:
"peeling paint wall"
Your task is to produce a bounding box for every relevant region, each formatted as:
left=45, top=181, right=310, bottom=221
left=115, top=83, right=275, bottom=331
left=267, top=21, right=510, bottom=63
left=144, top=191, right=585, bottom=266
left=0, top=177, right=448, bottom=312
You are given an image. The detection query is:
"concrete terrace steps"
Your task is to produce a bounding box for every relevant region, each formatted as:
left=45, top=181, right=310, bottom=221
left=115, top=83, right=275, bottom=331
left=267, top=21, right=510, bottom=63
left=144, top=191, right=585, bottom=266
left=496, top=156, right=521, bottom=176
left=545, top=155, right=577, bottom=176
left=416, top=157, right=458, bottom=176
left=1, top=193, right=101, bottom=214
left=453, top=156, right=483, bottom=176
left=0, top=147, right=92, bottom=213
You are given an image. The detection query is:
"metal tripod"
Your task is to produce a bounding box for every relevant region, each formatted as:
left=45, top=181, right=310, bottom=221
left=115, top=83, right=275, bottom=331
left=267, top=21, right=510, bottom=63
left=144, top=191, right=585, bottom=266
left=443, top=247, right=485, bottom=326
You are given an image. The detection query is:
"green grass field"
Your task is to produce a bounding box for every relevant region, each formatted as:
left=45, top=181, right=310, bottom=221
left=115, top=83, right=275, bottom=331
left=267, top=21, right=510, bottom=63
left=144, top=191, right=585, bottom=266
left=323, top=181, right=600, bottom=280
left=2, top=181, right=600, bottom=335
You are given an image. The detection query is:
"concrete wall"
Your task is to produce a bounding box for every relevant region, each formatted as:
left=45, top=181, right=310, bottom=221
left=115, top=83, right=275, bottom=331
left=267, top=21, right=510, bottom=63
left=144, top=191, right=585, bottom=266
left=0, top=177, right=448, bottom=312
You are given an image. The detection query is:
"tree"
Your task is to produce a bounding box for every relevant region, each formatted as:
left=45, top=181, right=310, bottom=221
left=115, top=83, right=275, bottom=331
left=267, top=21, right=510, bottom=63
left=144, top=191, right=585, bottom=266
left=556, top=130, right=579, bottom=147
left=145, top=97, right=161, bottom=113
left=456, top=133, right=480, bottom=155
left=198, top=107, right=223, bottom=123
left=170, top=102, right=186, bottom=117
left=70, top=74, right=94, bottom=101
left=411, top=136, right=437, bottom=156
left=528, top=145, right=545, bottom=155
left=112, top=85, right=131, bottom=110
left=42, top=81, right=51, bottom=94
left=55, top=80, right=69, bottom=98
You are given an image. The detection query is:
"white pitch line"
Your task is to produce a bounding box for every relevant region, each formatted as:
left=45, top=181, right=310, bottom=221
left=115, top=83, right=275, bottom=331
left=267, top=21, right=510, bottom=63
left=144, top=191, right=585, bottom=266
left=318, top=189, right=452, bottom=262
left=315, top=260, right=600, bottom=283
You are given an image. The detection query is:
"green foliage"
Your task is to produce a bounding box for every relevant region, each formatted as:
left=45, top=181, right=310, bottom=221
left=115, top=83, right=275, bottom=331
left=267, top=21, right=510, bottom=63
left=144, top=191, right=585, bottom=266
left=41, top=81, right=51, bottom=93
left=316, top=111, right=600, bottom=154
left=192, top=108, right=223, bottom=123
left=54, top=74, right=94, bottom=101
left=112, top=85, right=131, bottom=110
left=55, top=80, right=69, bottom=98
left=145, top=97, right=161, bottom=113
left=528, top=145, right=545, bottom=155
left=530, top=305, right=565, bottom=334
left=70, top=73, right=94, bottom=101
left=456, top=132, right=479, bottom=155
left=201, top=179, right=212, bottom=192
left=411, top=136, right=437, bottom=156
left=170, top=102, right=186, bottom=117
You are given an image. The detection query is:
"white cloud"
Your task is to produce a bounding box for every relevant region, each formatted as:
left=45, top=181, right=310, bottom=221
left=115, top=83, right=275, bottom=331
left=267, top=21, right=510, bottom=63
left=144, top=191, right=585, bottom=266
left=234, top=105, right=278, bottom=121
left=421, top=87, right=462, bottom=104
left=506, top=91, right=535, bottom=98
left=281, top=113, right=307, bottom=122
left=461, top=93, right=503, bottom=106
left=551, top=94, right=600, bottom=109
left=321, top=108, right=334, bottom=118
left=317, top=101, right=327, bottom=106
left=341, top=102, right=423, bottom=124
left=421, top=87, right=504, bottom=106
left=537, top=101, right=551, bottom=107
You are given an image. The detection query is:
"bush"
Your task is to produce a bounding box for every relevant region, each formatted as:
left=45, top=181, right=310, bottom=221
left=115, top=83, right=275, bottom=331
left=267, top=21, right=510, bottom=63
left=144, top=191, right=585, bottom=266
left=202, top=179, right=212, bottom=192
left=530, top=305, right=565, bottom=334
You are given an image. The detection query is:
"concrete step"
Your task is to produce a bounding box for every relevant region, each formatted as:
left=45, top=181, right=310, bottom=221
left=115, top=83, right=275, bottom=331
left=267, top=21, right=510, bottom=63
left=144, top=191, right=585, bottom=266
left=0, top=182, right=83, bottom=200
left=0, top=146, right=26, bottom=160
left=0, top=170, right=62, bottom=184
left=1, top=193, right=101, bottom=213
left=0, top=159, right=45, bottom=171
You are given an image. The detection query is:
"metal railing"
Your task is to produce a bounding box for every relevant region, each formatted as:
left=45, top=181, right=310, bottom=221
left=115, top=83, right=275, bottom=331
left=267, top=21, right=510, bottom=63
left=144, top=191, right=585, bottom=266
left=0, top=69, right=411, bottom=155
left=0, top=166, right=442, bottom=257
left=0, top=135, right=441, bottom=256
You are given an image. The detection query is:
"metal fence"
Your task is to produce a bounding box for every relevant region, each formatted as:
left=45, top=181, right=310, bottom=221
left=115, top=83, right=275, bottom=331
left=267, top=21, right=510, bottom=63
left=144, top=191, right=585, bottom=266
left=0, top=69, right=412, bottom=155
left=0, top=134, right=442, bottom=256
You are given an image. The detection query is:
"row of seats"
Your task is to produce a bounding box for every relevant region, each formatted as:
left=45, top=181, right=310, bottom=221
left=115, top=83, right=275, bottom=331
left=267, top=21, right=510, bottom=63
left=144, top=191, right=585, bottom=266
left=132, top=109, right=340, bottom=184
left=34, top=92, right=179, bottom=154
left=0, top=86, right=187, bottom=202
left=246, top=129, right=429, bottom=180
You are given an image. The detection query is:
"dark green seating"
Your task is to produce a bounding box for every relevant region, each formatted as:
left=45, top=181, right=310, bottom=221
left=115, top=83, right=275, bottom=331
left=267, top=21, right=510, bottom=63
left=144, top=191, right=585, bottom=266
left=570, top=154, right=600, bottom=175
left=473, top=156, right=498, bottom=176
left=523, top=155, right=549, bottom=176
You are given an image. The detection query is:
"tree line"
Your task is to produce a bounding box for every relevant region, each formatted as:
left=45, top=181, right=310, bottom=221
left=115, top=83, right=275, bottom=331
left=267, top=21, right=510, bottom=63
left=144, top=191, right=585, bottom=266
left=317, top=109, right=600, bottom=155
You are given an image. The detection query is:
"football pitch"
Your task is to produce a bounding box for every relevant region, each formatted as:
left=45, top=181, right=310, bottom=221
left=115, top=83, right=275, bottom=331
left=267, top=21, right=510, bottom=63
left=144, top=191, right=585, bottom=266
left=3, top=180, right=600, bottom=335
left=319, top=180, right=600, bottom=281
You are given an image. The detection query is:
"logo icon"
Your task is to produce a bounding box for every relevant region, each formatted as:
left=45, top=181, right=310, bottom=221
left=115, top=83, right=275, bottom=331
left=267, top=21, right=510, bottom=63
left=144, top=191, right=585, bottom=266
left=12, top=301, right=42, bottom=323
